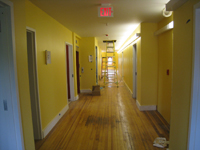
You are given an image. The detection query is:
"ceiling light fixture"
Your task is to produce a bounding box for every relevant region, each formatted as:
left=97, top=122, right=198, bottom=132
left=117, top=33, right=141, bottom=54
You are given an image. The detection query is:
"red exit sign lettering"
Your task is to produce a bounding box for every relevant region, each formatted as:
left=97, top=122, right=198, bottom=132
left=98, top=7, right=113, bottom=17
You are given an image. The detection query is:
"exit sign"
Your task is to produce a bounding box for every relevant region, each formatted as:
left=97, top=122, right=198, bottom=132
left=98, top=7, right=113, bottom=17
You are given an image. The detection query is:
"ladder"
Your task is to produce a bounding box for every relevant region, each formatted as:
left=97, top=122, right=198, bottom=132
left=103, top=40, right=118, bottom=87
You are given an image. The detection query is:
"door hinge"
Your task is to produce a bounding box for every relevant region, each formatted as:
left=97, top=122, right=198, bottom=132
left=72, top=74, right=74, bottom=77
left=135, top=72, right=137, bottom=75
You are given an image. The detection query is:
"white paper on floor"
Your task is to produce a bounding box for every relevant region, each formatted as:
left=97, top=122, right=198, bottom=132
left=153, top=137, right=169, bottom=148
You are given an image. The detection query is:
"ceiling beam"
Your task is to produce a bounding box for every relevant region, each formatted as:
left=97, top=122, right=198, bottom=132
left=166, top=0, right=189, bottom=11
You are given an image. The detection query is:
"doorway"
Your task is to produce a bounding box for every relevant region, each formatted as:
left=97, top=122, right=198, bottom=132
left=65, top=43, right=75, bottom=101
left=76, top=49, right=80, bottom=94
left=96, top=46, right=98, bottom=85
left=0, top=1, right=24, bottom=149
left=132, top=44, right=137, bottom=99
left=26, top=28, right=42, bottom=140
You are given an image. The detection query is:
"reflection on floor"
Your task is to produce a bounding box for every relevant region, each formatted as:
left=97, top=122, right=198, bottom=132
left=35, top=78, right=169, bottom=150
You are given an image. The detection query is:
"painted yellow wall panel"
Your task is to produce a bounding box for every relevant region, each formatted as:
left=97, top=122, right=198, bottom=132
left=136, top=38, right=142, bottom=104
left=123, top=45, right=134, bottom=92
left=157, top=16, right=173, bottom=123
left=9, top=0, right=35, bottom=149
left=117, top=25, right=141, bottom=100
left=26, top=1, right=72, bottom=129
left=140, top=23, right=158, bottom=106
left=169, top=0, right=200, bottom=149
left=118, top=53, right=122, bottom=78
left=80, top=37, right=96, bottom=90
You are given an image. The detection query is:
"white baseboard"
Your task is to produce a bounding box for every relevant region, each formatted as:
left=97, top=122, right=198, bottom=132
left=80, top=89, right=92, bottom=93
left=70, top=95, right=79, bottom=101
left=124, top=81, right=133, bottom=95
left=136, top=100, right=156, bottom=111
left=42, top=104, right=69, bottom=138
left=74, top=95, right=79, bottom=101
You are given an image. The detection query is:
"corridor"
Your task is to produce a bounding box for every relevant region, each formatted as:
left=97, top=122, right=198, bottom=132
left=35, top=80, right=169, bottom=150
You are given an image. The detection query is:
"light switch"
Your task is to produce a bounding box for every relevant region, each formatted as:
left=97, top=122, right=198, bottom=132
left=45, top=50, right=51, bottom=65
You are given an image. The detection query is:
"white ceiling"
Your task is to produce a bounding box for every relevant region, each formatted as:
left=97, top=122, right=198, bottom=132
left=29, top=0, right=170, bottom=51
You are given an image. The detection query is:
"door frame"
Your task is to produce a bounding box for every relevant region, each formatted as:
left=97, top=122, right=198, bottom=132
left=65, top=42, right=75, bottom=101
left=26, top=27, right=43, bottom=139
left=76, top=49, right=80, bottom=94
left=95, top=46, right=98, bottom=85
left=188, top=2, right=200, bottom=149
left=0, top=0, right=24, bottom=149
left=132, top=44, right=137, bottom=99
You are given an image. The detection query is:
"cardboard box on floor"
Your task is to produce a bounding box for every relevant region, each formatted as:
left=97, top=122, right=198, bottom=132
left=92, top=85, right=100, bottom=96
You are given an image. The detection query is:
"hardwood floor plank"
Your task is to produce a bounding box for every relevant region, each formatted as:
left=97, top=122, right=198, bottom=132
left=35, top=80, right=169, bottom=150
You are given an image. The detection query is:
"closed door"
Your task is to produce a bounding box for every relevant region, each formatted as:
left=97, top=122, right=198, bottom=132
left=0, top=6, right=18, bottom=150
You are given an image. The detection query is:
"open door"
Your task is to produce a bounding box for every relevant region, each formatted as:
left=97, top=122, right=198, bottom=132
left=66, top=45, right=71, bottom=99
left=65, top=43, right=75, bottom=101
left=96, top=46, right=98, bottom=85
left=76, top=50, right=80, bottom=94
left=26, top=28, right=42, bottom=140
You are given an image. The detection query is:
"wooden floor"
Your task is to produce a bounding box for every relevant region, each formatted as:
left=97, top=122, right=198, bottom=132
left=35, top=80, right=169, bottom=150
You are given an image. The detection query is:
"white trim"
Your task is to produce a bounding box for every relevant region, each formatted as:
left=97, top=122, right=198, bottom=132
left=69, top=95, right=79, bottom=101
left=188, top=2, right=200, bottom=150
left=74, top=95, right=79, bottom=101
left=42, top=104, right=69, bottom=138
left=154, top=21, right=174, bottom=36
left=124, top=81, right=133, bottom=95
left=26, top=27, right=43, bottom=140
left=0, top=0, right=24, bottom=149
left=65, top=42, right=75, bottom=102
left=132, top=44, right=137, bottom=99
left=136, top=100, right=157, bottom=111
left=81, top=89, right=92, bottom=93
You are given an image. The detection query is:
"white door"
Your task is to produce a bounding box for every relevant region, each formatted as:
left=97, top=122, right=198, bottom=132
left=188, top=3, right=200, bottom=149
left=132, top=44, right=137, bottom=98
left=0, top=3, right=23, bottom=150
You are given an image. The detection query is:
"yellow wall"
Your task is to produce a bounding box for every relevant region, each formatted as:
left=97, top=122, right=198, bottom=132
left=80, top=37, right=96, bottom=90
left=26, top=1, right=72, bottom=129
left=169, top=0, right=200, bottom=149
left=117, top=23, right=158, bottom=106
left=157, top=16, right=173, bottom=123
left=140, top=23, right=158, bottom=105
left=10, top=0, right=35, bottom=149
left=123, top=45, right=134, bottom=92
left=117, top=25, right=141, bottom=97
left=136, top=38, right=142, bottom=104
